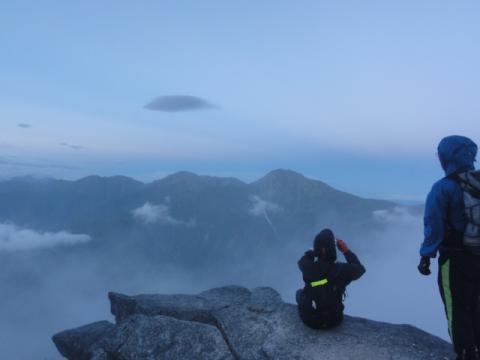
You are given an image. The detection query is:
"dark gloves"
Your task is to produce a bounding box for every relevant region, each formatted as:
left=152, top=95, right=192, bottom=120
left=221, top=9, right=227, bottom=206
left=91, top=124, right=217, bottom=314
left=418, top=257, right=431, bottom=276
left=304, top=250, right=315, bottom=259
left=336, top=239, right=349, bottom=254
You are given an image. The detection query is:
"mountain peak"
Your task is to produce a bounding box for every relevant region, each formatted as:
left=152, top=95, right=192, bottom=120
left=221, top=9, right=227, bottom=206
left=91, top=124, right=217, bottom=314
left=73, top=175, right=144, bottom=196
left=162, top=171, right=199, bottom=182
left=263, top=169, right=306, bottom=180
left=75, top=175, right=143, bottom=185
left=156, top=171, right=246, bottom=188
left=252, top=169, right=330, bottom=191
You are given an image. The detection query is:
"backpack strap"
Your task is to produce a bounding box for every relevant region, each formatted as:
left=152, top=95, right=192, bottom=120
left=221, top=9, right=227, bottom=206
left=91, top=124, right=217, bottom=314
left=462, top=172, right=480, bottom=198
left=310, top=279, right=328, bottom=287
left=308, top=262, right=335, bottom=288
left=326, top=264, right=346, bottom=301
left=449, top=171, right=480, bottom=198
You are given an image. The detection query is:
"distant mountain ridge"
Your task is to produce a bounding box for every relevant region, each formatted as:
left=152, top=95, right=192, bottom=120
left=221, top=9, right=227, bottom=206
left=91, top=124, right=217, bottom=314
left=0, top=169, right=397, bottom=268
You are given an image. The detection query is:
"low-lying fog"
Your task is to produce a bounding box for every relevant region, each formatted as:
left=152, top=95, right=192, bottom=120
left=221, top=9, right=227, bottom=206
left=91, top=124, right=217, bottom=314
left=0, top=207, right=447, bottom=359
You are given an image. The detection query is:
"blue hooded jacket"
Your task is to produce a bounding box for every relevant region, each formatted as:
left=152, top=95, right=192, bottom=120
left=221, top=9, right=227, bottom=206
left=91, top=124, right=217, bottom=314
left=420, top=135, right=478, bottom=257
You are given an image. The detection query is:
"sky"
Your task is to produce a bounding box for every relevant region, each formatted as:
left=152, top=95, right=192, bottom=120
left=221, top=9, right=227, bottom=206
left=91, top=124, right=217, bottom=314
left=1, top=0, right=479, bottom=200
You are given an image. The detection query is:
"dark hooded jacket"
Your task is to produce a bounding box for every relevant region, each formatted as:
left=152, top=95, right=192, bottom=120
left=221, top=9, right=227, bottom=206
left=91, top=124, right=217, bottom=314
left=298, top=251, right=365, bottom=301
left=297, top=243, right=365, bottom=328
left=420, top=135, right=477, bottom=257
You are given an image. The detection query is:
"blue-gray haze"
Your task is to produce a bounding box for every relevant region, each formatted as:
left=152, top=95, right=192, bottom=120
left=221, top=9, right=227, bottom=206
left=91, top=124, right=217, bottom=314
left=0, top=171, right=446, bottom=359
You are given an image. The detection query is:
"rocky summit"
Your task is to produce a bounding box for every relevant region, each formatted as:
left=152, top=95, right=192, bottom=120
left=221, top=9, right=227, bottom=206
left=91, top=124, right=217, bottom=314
left=52, top=286, right=454, bottom=360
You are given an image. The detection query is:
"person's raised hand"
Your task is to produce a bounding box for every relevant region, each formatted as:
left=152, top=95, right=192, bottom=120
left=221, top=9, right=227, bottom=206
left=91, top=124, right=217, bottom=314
left=336, top=239, right=349, bottom=253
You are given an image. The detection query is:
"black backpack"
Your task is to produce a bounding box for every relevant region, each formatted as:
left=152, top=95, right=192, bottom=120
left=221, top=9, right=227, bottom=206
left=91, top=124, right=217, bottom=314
left=456, top=170, right=480, bottom=255
left=308, top=266, right=344, bottom=310
left=298, top=267, right=344, bottom=329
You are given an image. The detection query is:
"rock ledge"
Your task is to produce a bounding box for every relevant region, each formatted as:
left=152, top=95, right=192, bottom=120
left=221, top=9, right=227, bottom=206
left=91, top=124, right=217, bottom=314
left=52, top=286, right=454, bottom=360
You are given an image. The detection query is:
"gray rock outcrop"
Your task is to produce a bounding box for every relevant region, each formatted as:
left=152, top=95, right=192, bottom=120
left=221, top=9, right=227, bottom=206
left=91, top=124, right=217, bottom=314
left=53, top=286, right=454, bottom=360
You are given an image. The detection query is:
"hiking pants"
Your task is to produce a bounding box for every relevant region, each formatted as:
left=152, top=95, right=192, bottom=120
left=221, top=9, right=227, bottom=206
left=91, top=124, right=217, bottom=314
left=438, top=254, right=480, bottom=359
left=295, top=289, right=343, bottom=329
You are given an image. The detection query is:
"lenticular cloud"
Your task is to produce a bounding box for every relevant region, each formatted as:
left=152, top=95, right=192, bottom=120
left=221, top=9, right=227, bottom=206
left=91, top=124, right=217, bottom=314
left=144, top=95, right=218, bottom=112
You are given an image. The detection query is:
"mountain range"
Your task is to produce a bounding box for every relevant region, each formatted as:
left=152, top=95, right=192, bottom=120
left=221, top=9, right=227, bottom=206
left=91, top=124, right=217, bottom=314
left=0, top=169, right=397, bottom=264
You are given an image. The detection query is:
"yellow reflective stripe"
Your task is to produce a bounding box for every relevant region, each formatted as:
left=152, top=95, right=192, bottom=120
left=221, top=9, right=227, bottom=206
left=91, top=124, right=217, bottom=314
left=310, top=279, right=328, bottom=287
left=442, top=259, right=453, bottom=341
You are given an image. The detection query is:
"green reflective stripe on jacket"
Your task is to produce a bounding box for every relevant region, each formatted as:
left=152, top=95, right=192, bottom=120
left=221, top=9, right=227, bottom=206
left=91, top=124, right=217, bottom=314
left=310, top=279, right=328, bottom=287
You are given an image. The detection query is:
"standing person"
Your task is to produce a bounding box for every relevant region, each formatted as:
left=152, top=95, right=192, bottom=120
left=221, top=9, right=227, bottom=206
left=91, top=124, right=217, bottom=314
left=419, top=135, right=480, bottom=360
left=296, top=228, right=365, bottom=329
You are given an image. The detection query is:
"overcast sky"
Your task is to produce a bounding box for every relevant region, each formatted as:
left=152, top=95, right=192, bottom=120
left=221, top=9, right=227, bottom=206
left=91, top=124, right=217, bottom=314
left=1, top=0, right=479, bottom=200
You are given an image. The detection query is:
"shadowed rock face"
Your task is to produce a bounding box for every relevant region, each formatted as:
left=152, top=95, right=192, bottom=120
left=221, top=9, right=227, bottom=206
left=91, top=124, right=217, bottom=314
left=53, top=286, right=454, bottom=360
left=53, top=315, right=233, bottom=360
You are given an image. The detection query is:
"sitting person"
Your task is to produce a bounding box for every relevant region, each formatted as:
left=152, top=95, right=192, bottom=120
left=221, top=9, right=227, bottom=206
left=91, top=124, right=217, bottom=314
left=296, top=228, right=365, bottom=329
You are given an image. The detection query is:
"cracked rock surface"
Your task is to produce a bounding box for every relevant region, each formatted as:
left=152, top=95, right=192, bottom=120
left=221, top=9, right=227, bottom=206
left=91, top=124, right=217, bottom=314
left=53, top=286, right=454, bottom=360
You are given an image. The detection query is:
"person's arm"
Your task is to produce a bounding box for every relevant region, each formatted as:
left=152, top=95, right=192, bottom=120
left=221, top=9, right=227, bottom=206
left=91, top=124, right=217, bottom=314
left=342, top=250, right=366, bottom=281
left=298, top=250, right=315, bottom=273
left=420, top=181, right=448, bottom=258
left=336, top=240, right=365, bottom=282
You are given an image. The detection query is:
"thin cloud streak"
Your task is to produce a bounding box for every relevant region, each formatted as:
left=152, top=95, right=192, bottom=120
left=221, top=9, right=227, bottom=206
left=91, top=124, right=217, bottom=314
left=59, top=142, right=85, bottom=150
left=249, top=195, right=282, bottom=234
left=0, top=157, right=75, bottom=170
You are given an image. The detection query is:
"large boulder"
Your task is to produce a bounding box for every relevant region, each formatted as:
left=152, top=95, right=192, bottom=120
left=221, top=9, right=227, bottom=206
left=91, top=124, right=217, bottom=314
left=53, top=321, right=115, bottom=360
left=108, top=285, right=251, bottom=324
left=53, top=314, right=233, bottom=360
left=53, top=286, right=454, bottom=360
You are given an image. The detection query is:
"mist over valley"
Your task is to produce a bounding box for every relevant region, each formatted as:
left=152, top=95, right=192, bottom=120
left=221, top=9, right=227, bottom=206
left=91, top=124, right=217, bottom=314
left=0, top=169, right=446, bottom=359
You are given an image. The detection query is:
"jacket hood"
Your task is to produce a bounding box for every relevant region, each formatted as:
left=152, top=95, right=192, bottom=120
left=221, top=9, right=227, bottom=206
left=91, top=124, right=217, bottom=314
left=437, top=135, right=477, bottom=176
left=313, top=228, right=337, bottom=262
